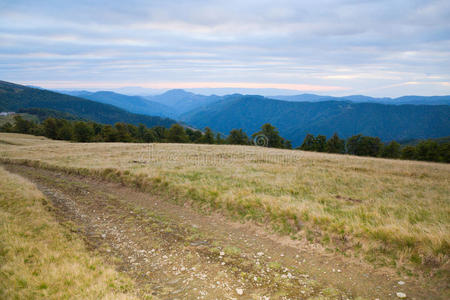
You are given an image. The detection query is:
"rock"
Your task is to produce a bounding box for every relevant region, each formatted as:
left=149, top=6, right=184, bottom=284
left=236, top=288, right=244, bottom=295
left=220, top=251, right=225, bottom=256
left=398, top=281, right=405, bottom=285
left=101, top=233, right=106, bottom=238
left=257, top=252, right=264, bottom=256
left=396, top=292, right=407, bottom=298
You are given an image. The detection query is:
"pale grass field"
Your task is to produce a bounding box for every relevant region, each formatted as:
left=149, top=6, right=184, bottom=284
left=1, top=133, right=449, bottom=274
left=0, top=163, right=137, bottom=299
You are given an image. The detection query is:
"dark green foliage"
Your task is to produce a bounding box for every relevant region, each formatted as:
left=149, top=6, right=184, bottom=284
left=167, top=124, right=189, bottom=143
left=299, top=134, right=326, bottom=152
left=73, top=121, right=94, bottom=142
left=326, top=133, right=345, bottom=154
left=380, top=141, right=401, bottom=158
left=13, top=115, right=35, bottom=134
left=226, top=129, right=249, bottom=145
left=185, top=128, right=203, bottom=143
left=199, top=127, right=215, bottom=144
left=347, top=135, right=383, bottom=157
left=252, top=123, right=290, bottom=148
left=402, top=146, right=417, bottom=160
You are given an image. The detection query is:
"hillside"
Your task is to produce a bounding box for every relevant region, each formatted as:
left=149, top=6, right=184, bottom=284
left=272, top=94, right=450, bottom=105
left=181, top=95, right=450, bottom=146
left=0, top=81, right=176, bottom=128
left=1, top=133, right=448, bottom=299
left=145, top=89, right=221, bottom=116
left=62, top=90, right=175, bottom=118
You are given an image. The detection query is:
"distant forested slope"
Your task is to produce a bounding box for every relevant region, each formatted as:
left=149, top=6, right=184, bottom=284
left=0, top=81, right=176, bottom=128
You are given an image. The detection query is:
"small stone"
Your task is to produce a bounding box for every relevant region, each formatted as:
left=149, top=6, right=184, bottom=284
left=398, top=281, right=405, bottom=285
left=220, top=251, right=225, bottom=256
left=257, top=252, right=264, bottom=256
left=396, top=292, right=406, bottom=298
left=101, top=234, right=106, bottom=238
left=236, top=288, right=244, bottom=295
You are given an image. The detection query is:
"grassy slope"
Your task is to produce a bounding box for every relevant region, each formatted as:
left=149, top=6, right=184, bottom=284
left=0, top=165, right=137, bottom=299
left=0, top=133, right=449, bottom=278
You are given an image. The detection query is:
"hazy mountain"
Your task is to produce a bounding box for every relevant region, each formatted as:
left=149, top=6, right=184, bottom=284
left=145, top=89, right=221, bottom=116
left=272, top=94, right=450, bottom=105
left=0, top=81, right=176, bottom=128
left=62, top=90, right=174, bottom=117
left=181, top=94, right=450, bottom=146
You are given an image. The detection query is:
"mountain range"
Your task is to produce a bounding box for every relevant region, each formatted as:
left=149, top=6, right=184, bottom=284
left=2, top=80, right=449, bottom=146
left=0, top=81, right=176, bottom=128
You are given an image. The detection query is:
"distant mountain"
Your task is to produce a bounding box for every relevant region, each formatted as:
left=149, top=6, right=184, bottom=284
left=181, top=95, right=450, bottom=146
left=62, top=90, right=174, bottom=118
left=272, top=94, right=450, bottom=105
left=145, top=89, right=221, bottom=116
left=0, top=81, right=176, bottom=128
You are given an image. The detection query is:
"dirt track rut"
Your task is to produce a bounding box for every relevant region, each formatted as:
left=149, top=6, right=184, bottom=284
left=4, top=164, right=439, bottom=300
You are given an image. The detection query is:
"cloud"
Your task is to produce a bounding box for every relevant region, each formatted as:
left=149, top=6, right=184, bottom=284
left=0, top=0, right=449, bottom=96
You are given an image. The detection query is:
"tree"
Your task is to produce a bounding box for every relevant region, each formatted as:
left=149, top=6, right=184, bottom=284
left=186, top=128, right=202, bottom=143
left=326, top=133, right=345, bottom=154
left=114, top=123, right=131, bottom=142
left=43, top=118, right=58, bottom=139
left=314, top=135, right=327, bottom=152
left=380, top=141, right=401, bottom=158
left=167, top=124, right=189, bottom=143
left=347, top=135, right=382, bottom=157
left=13, top=115, right=34, bottom=134
left=226, top=129, right=249, bottom=145
left=252, top=123, right=286, bottom=148
left=199, top=127, right=215, bottom=144
left=73, top=121, right=94, bottom=142
left=102, top=125, right=118, bottom=142
left=416, top=140, right=439, bottom=162
left=299, top=134, right=315, bottom=151
left=401, top=146, right=417, bottom=160
left=57, top=122, right=73, bottom=140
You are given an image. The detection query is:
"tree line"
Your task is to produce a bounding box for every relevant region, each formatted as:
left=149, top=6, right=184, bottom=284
left=1, top=115, right=448, bottom=163
left=0, top=116, right=290, bottom=147
left=298, top=133, right=449, bottom=163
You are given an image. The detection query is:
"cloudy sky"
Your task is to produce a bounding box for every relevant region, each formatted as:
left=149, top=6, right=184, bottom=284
left=1, top=0, right=449, bottom=96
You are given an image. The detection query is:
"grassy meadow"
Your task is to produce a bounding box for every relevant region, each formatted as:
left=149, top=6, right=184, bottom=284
left=0, top=161, right=136, bottom=299
left=1, top=133, right=449, bottom=277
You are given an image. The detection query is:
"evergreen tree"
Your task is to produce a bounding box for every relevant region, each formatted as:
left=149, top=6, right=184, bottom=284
left=326, top=133, right=345, bottom=153
left=200, top=127, right=215, bottom=144
left=300, top=134, right=315, bottom=150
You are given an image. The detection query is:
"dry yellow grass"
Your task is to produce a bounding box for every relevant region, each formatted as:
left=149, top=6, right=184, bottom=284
left=1, top=133, right=449, bottom=275
left=0, top=164, right=137, bottom=299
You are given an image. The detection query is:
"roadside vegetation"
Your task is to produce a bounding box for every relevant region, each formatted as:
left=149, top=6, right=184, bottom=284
left=1, top=133, right=449, bottom=284
left=0, top=165, right=137, bottom=299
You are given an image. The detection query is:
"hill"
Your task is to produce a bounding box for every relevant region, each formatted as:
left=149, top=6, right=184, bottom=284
left=62, top=90, right=175, bottom=118
left=145, top=89, right=221, bottom=116
left=0, top=81, right=176, bottom=128
left=272, top=94, right=450, bottom=105
left=181, top=95, right=450, bottom=146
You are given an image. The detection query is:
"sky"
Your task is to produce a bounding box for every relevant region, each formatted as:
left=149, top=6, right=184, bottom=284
left=1, top=0, right=449, bottom=97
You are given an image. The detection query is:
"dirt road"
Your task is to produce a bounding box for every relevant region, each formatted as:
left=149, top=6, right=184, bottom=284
left=4, top=164, right=440, bottom=299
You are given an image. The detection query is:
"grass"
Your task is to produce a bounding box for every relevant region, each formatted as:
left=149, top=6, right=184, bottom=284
left=0, top=133, right=449, bottom=276
left=0, top=164, right=137, bottom=299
